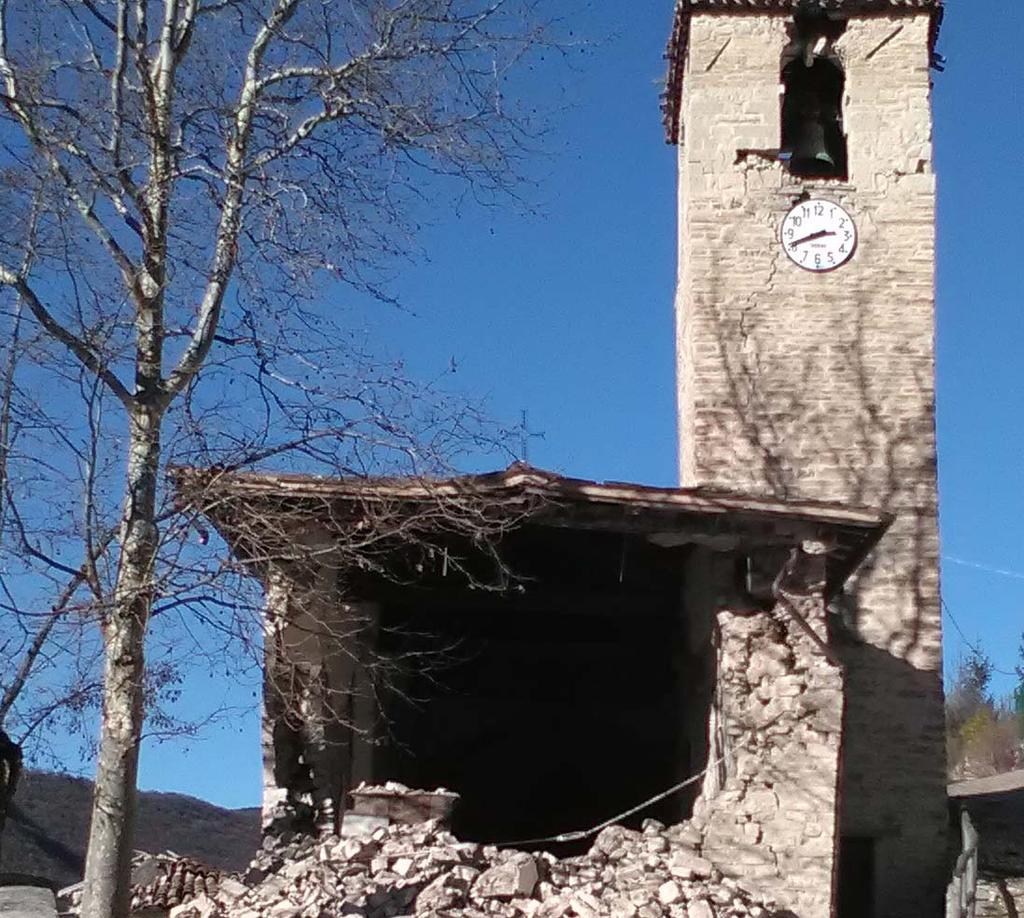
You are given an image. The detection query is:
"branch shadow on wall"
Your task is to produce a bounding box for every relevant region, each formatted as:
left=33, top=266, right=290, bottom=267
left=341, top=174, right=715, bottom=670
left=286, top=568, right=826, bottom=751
left=691, top=251, right=950, bottom=909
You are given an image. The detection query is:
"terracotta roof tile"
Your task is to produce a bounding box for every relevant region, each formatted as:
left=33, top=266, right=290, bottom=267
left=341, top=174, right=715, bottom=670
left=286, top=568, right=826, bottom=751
left=59, top=852, right=224, bottom=915
left=129, top=855, right=221, bottom=912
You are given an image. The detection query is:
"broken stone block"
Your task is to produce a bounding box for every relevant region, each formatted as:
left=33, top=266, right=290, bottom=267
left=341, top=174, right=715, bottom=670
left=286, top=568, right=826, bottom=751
left=569, top=894, right=600, bottom=918
left=343, top=813, right=392, bottom=838
left=657, top=881, right=684, bottom=906
left=668, top=850, right=713, bottom=881
left=335, top=836, right=381, bottom=863
left=609, top=899, right=639, bottom=918
left=666, top=822, right=702, bottom=849
left=451, top=865, right=482, bottom=884
left=687, top=900, right=714, bottom=918
left=593, top=825, right=639, bottom=859
left=392, top=858, right=415, bottom=878
left=169, top=893, right=218, bottom=918
left=645, top=836, right=669, bottom=854
left=636, top=903, right=664, bottom=918
left=473, top=853, right=539, bottom=900
left=535, top=893, right=573, bottom=918
left=628, top=888, right=650, bottom=907
left=710, top=885, right=733, bottom=905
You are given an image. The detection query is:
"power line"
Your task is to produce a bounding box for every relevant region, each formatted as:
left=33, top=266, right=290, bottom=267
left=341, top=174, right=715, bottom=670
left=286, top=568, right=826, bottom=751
left=495, top=748, right=736, bottom=849
left=942, top=598, right=1020, bottom=679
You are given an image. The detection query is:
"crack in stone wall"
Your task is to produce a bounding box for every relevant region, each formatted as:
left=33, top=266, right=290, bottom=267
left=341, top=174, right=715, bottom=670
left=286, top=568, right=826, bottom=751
left=674, top=11, right=947, bottom=916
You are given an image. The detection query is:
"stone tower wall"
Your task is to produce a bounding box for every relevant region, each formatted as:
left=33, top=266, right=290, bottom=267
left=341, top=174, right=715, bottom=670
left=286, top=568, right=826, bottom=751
left=674, top=12, right=947, bottom=917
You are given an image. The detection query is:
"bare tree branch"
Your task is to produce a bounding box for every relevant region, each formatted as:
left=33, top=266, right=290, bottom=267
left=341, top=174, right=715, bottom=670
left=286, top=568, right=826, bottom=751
left=0, top=1, right=559, bottom=913
left=0, top=268, right=132, bottom=405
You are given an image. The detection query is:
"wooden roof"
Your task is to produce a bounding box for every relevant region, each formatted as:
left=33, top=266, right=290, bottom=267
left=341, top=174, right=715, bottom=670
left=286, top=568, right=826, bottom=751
left=173, top=463, right=890, bottom=596
left=950, top=771, right=1024, bottom=877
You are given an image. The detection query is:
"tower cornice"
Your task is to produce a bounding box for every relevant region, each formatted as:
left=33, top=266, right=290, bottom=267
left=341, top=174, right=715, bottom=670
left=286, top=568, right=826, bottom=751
left=662, top=0, right=944, bottom=144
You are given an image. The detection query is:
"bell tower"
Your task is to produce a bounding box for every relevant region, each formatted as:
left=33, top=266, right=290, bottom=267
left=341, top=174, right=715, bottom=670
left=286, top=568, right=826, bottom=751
left=666, top=2, right=946, bottom=917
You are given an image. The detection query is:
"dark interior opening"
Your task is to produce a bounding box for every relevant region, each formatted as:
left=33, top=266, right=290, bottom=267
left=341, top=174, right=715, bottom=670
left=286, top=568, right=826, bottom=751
left=364, top=526, right=713, bottom=848
left=781, top=57, right=848, bottom=179
left=837, top=836, right=876, bottom=918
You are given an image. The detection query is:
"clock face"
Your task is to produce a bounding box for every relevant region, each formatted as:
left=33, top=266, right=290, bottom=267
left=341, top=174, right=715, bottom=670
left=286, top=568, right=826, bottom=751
left=780, top=199, right=857, bottom=272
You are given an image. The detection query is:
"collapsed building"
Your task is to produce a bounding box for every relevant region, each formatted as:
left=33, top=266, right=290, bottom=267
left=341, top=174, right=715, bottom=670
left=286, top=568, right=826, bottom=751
left=176, top=464, right=887, bottom=918
left=180, top=0, right=954, bottom=916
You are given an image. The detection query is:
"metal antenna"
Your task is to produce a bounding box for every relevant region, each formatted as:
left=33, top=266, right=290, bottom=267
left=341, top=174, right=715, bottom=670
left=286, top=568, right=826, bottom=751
left=518, top=409, right=545, bottom=464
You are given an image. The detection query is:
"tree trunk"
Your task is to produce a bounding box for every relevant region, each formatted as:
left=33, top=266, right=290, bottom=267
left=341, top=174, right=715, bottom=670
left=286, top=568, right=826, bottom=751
left=80, top=406, right=161, bottom=918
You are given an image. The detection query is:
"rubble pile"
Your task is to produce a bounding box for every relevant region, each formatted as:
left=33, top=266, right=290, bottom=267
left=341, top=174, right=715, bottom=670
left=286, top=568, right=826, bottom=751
left=169, top=817, right=781, bottom=918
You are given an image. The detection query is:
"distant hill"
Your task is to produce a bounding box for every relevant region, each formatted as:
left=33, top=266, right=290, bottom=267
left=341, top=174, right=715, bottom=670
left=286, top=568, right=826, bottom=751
left=0, top=771, right=261, bottom=888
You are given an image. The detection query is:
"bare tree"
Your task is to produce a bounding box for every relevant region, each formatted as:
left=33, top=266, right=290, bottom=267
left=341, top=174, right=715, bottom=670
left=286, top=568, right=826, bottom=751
left=0, top=1, right=557, bottom=914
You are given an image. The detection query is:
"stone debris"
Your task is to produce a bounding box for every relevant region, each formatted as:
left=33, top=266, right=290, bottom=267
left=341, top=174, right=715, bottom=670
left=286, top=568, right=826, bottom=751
left=974, top=875, right=1024, bottom=918
left=349, top=781, right=460, bottom=828
left=474, top=852, right=539, bottom=900
left=162, top=812, right=781, bottom=918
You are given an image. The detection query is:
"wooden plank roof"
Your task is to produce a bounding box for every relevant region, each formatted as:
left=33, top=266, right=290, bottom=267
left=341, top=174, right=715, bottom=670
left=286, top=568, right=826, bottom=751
left=173, top=463, right=891, bottom=595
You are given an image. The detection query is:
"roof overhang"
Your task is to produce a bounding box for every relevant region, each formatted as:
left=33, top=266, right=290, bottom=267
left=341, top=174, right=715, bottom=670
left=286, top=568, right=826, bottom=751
left=662, top=0, right=945, bottom=144
left=949, top=770, right=1024, bottom=800
left=949, top=770, right=1024, bottom=878
left=172, top=463, right=891, bottom=597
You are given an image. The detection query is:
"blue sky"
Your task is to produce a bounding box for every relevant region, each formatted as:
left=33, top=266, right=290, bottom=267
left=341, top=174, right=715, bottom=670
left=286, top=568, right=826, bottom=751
left=129, top=0, right=1024, bottom=808
left=932, top=0, right=1024, bottom=700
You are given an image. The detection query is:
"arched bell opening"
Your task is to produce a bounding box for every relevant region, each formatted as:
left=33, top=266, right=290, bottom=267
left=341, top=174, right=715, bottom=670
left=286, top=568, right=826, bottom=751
left=781, top=56, right=848, bottom=180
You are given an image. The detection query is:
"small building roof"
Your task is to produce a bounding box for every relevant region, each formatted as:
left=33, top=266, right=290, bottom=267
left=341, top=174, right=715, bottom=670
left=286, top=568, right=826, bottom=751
left=949, top=770, right=1024, bottom=799
left=58, top=852, right=222, bottom=916
left=173, top=463, right=891, bottom=596
left=949, top=770, right=1024, bottom=877
left=662, top=0, right=944, bottom=144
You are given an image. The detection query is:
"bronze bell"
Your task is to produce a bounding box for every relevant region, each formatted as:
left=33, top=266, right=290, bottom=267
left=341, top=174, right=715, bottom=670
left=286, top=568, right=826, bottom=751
left=788, top=115, right=836, bottom=177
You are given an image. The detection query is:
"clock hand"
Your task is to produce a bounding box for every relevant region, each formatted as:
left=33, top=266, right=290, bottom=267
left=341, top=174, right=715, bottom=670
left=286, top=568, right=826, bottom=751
left=791, top=229, right=836, bottom=247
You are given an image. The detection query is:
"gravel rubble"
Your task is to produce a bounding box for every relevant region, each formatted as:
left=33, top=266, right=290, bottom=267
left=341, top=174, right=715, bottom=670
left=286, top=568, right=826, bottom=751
left=164, top=816, right=783, bottom=918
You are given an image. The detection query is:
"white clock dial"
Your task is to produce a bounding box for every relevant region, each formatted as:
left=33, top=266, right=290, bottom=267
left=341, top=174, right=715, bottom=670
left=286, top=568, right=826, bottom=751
left=780, top=199, right=857, bottom=272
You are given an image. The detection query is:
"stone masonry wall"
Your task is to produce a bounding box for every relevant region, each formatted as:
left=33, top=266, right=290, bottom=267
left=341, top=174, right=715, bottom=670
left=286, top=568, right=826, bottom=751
left=975, top=877, right=1024, bottom=918
left=675, top=12, right=947, bottom=916
left=693, top=576, right=843, bottom=918
left=262, top=560, right=377, bottom=836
